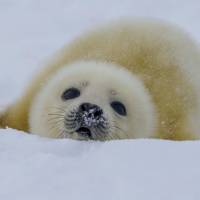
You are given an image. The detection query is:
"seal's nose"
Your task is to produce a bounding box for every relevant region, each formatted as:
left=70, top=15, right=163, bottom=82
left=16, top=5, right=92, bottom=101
left=79, top=103, right=103, bottom=119
left=76, top=103, right=105, bottom=138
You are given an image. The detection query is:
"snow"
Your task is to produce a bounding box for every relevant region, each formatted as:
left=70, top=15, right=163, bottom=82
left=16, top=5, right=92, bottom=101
left=1, top=129, right=200, bottom=200
left=1, top=0, right=200, bottom=200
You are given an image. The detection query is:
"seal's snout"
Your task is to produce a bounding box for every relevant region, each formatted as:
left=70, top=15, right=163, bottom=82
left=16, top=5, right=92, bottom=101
left=75, top=103, right=106, bottom=139
left=79, top=103, right=103, bottom=123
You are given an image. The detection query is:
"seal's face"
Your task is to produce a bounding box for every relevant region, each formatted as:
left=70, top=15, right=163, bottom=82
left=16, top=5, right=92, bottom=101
left=30, top=61, right=156, bottom=140
left=59, top=85, right=127, bottom=140
left=46, top=78, right=128, bottom=140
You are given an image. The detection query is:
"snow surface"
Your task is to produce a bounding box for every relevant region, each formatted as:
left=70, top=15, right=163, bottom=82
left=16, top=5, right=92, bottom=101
left=1, top=1, right=200, bottom=200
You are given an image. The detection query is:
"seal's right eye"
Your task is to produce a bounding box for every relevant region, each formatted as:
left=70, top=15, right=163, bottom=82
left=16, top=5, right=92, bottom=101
left=61, top=88, right=80, bottom=100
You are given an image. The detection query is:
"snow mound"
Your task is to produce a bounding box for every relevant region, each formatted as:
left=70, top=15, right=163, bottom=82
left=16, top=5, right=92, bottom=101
left=1, top=128, right=200, bottom=200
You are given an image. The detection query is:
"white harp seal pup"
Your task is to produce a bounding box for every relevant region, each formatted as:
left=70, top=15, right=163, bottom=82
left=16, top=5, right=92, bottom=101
left=1, top=19, right=200, bottom=140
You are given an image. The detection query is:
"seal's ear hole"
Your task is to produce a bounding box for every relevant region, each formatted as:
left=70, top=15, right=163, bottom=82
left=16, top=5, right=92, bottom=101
left=61, top=87, right=80, bottom=101
left=110, top=101, right=127, bottom=116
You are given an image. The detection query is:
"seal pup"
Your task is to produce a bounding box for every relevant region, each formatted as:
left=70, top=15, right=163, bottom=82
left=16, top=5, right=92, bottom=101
left=1, top=19, right=200, bottom=140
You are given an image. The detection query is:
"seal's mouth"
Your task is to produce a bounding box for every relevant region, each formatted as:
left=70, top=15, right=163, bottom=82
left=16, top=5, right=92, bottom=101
left=76, top=127, right=92, bottom=138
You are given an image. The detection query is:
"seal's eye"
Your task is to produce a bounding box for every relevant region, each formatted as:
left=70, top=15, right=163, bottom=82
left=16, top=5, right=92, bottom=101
left=61, top=88, right=80, bottom=100
left=110, top=101, right=127, bottom=116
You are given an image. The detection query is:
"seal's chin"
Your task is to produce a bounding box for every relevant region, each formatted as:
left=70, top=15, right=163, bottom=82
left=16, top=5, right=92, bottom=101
left=76, top=127, right=92, bottom=139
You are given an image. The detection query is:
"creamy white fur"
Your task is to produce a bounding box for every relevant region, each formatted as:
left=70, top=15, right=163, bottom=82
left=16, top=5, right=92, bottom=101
left=1, top=19, right=200, bottom=140
left=29, top=61, right=157, bottom=139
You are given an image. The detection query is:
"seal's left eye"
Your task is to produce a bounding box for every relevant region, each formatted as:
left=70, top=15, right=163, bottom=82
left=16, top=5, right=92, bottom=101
left=110, top=101, right=127, bottom=116
left=61, top=88, right=80, bottom=100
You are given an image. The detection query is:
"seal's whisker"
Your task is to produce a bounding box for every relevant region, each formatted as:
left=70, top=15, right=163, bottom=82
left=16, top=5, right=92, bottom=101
left=47, top=120, right=63, bottom=126
left=48, top=123, right=64, bottom=138
left=48, top=121, right=64, bottom=129
left=106, top=130, right=113, bottom=140
left=109, top=127, right=119, bottom=140
left=98, top=126, right=107, bottom=135
left=47, top=110, right=65, bottom=115
left=97, top=128, right=104, bottom=141
left=47, top=113, right=65, bottom=121
left=47, top=114, right=65, bottom=118
left=49, top=119, right=64, bottom=128
left=108, top=133, right=114, bottom=140
left=47, top=116, right=64, bottom=122
left=93, top=127, right=103, bottom=141
left=57, top=129, right=66, bottom=138
left=48, top=117, right=63, bottom=125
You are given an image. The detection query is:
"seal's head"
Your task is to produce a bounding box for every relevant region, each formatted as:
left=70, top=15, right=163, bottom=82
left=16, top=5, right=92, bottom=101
left=30, top=61, right=157, bottom=140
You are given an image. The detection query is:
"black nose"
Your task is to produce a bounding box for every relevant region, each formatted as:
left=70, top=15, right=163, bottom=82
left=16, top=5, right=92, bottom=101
left=79, top=103, right=103, bottom=118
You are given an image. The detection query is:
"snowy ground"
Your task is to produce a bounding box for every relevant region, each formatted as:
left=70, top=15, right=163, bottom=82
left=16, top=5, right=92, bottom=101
left=1, top=1, right=200, bottom=200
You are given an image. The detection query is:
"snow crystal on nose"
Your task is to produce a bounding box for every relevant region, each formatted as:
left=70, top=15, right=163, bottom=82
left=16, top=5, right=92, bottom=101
left=82, top=110, right=105, bottom=127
